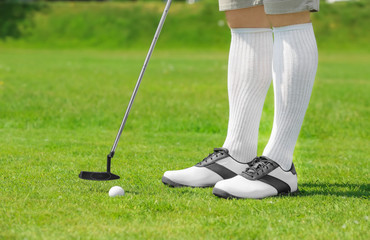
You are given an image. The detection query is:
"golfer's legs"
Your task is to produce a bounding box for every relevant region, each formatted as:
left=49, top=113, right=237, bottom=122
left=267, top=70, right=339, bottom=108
left=220, top=0, right=319, bottom=166
left=262, top=12, right=318, bottom=169
left=222, top=6, right=273, bottom=162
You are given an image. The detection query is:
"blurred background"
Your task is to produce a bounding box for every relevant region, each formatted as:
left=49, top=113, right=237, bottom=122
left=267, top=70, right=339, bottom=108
left=0, top=0, right=369, bottom=51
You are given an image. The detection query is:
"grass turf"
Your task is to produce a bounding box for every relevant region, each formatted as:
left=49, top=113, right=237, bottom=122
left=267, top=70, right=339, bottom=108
left=0, top=48, right=369, bottom=239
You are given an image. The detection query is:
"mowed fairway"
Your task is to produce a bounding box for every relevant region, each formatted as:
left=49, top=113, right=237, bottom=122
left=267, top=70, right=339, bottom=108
left=0, top=48, right=369, bottom=239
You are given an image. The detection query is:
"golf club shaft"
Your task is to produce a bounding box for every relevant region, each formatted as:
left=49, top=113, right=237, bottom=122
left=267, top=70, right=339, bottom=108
left=109, top=0, right=172, bottom=155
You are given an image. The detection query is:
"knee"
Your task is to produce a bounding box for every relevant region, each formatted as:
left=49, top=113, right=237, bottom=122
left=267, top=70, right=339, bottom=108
left=267, top=11, right=311, bottom=27
left=226, top=6, right=271, bottom=29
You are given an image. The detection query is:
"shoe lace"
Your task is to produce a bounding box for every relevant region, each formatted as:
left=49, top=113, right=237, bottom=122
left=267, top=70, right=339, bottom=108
left=242, top=156, right=273, bottom=178
left=198, top=148, right=226, bottom=165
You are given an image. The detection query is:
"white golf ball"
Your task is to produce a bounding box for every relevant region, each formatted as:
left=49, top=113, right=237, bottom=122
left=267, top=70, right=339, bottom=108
left=109, top=186, right=125, bottom=197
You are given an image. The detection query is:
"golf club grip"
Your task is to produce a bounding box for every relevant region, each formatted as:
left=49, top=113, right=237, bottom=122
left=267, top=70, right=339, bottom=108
left=110, top=0, right=172, bottom=154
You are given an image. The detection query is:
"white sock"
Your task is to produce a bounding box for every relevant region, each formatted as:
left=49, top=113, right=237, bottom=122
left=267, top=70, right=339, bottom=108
left=223, top=28, right=273, bottom=163
left=263, top=23, right=318, bottom=170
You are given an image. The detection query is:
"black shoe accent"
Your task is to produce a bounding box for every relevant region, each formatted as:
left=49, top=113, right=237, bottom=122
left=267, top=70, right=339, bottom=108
left=196, top=148, right=230, bottom=167
left=258, top=175, right=291, bottom=194
left=212, top=188, right=241, bottom=199
left=161, top=176, right=214, bottom=188
left=205, top=163, right=237, bottom=179
left=241, top=156, right=279, bottom=180
left=213, top=187, right=300, bottom=199
left=290, top=163, right=297, bottom=175
left=162, top=176, right=186, bottom=187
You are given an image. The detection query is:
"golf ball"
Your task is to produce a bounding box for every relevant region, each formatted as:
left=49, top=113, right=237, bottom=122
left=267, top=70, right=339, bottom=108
left=109, top=186, right=125, bottom=197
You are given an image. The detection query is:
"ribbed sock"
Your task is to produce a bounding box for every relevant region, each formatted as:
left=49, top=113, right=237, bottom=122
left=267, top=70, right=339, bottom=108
left=263, top=23, right=318, bottom=170
left=222, top=28, right=273, bottom=163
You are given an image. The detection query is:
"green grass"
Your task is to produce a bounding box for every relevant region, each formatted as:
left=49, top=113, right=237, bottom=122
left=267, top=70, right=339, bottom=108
left=0, top=48, right=369, bottom=239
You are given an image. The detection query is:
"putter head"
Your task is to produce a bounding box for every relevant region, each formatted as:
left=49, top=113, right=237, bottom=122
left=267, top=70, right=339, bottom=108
left=79, top=171, right=120, bottom=181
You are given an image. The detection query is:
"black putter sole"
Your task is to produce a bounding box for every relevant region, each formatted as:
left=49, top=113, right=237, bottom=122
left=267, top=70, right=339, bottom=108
left=79, top=154, right=120, bottom=181
left=79, top=171, right=120, bottom=181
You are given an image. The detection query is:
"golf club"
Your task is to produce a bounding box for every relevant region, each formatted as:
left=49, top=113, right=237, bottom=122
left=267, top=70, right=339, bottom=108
left=79, top=0, right=172, bottom=181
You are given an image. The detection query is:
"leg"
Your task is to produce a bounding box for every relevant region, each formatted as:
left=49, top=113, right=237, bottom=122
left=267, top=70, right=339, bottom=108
left=262, top=12, right=318, bottom=170
left=267, top=11, right=311, bottom=27
left=226, top=6, right=270, bottom=28
left=213, top=1, right=319, bottom=199
left=162, top=6, right=273, bottom=188
left=222, top=6, right=273, bottom=162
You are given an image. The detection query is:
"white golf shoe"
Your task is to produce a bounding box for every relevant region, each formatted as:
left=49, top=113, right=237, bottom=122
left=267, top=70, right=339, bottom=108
left=162, top=148, right=249, bottom=187
left=213, top=156, right=299, bottom=199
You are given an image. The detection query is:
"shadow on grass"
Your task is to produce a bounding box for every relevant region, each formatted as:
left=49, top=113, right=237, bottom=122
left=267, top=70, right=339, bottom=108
left=299, top=183, right=370, bottom=198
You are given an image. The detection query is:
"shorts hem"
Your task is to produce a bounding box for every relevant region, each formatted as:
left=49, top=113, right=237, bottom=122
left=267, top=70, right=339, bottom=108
left=219, top=0, right=320, bottom=14
left=264, top=0, right=320, bottom=14
left=219, top=1, right=263, bottom=11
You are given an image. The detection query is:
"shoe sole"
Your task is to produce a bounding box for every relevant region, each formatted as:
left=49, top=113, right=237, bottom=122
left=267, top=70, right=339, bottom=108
left=212, top=187, right=300, bottom=199
left=162, top=176, right=214, bottom=188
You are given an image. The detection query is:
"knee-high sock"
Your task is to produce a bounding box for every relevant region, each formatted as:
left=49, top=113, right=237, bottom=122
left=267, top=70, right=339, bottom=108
left=223, top=28, right=273, bottom=163
left=263, top=23, right=318, bottom=170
